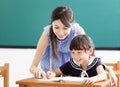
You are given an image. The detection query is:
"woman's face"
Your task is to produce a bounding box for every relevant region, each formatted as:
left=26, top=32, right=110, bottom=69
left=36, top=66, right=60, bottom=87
left=52, top=19, right=71, bottom=40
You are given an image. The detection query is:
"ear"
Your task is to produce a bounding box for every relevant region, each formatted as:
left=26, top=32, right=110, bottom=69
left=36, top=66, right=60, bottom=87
left=88, top=47, right=94, bottom=56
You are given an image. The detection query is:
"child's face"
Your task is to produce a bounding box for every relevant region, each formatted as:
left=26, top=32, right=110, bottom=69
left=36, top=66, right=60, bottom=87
left=71, top=49, right=92, bottom=65
left=52, top=19, right=71, bottom=40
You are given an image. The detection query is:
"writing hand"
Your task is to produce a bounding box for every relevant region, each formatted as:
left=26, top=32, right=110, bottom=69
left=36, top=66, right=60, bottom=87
left=46, top=71, right=56, bottom=79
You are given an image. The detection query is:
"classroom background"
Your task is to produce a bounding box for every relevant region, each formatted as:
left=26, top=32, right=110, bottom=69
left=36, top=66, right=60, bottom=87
left=0, top=0, right=120, bottom=87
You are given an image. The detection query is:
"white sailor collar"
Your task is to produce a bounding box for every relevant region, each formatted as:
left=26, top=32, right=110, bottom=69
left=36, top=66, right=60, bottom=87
left=69, top=57, right=99, bottom=71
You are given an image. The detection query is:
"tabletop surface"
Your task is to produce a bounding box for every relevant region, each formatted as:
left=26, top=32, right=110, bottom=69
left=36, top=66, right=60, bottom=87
left=16, top=77, right=111, bottom=87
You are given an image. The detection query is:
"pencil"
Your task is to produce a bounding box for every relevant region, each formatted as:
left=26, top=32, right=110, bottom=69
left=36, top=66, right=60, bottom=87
left=50, top=58, right=52, bottom=71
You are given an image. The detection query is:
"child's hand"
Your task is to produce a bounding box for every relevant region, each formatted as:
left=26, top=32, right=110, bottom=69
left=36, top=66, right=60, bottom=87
left=46, top=71, right=56, bottom=79
left=82, top=78, right=95, bottom=85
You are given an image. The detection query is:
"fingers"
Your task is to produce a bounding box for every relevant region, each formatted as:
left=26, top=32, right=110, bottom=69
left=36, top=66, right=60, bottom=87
left=82, top=78, right=95, bottom=85
left=111, top=77, right=117, bottom=86
left=109, top=72, right=117, bottom=87
left=111, top=80, right=117, bottom=87
left=46, top=71, right=56, bottom=79
left=34, top=69, right=41, bottom=78
left=33, top=68, right=46, bottom=79
left=41, top=71, right=47, bottom=79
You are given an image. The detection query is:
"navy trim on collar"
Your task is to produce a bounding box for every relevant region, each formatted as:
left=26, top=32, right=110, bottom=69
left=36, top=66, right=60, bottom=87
left=69, top=57, right=99, bottom=71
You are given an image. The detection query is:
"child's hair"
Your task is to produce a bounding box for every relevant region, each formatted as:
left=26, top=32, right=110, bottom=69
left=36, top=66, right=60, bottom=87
left=50, top=6, right=74, bottom=60
left=70, top=35, right=95, bottom=56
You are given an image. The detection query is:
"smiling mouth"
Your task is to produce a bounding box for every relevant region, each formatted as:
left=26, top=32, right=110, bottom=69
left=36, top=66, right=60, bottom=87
left=76, top=59, right=81, bottom=62
left=57, top=36, right=66, bottom=40
left=57, top=35, right=65, bottom=39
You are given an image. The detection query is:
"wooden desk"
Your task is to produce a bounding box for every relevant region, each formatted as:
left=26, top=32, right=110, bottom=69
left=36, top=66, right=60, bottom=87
left=16, top=77, right=110, bottom=87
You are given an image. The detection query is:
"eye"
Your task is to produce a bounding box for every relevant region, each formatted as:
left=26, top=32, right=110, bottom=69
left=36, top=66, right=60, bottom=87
left=63, top=27, right=69, bottom=30
left=71, top=51, right=75, bottom=54
left=54, top=26, right=59, bottom=29
left=77, top=51, right=83, bottom=54
left=78, top=52, right=82, bottom=54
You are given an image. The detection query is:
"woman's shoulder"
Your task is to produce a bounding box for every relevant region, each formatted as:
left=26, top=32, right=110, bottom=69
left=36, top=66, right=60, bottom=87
left=71, top=22, right=80, bottom=28
left=69, top=22, right=79, bottom=35
left=71, top=22, right=85, bottom=34
left=44, top=25, right=51, bottom=31
left=43, top=25, right=51, bottom=38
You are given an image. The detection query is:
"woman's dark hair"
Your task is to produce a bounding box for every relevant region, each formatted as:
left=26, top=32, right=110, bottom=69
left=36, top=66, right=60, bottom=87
left=70, top=35, right=95, bottom=56
left=50, top=6, right=74, bottom=60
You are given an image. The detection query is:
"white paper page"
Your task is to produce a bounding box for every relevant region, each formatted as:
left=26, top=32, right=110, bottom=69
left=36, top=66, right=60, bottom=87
left=36, top=77, right=61, bottom=82
left=36, top=76, right=84, bottom=82
left=59, top=77, right=84, bottom=82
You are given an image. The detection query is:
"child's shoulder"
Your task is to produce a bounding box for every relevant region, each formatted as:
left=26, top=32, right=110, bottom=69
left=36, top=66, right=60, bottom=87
left=87, top=57, right=103, bottom=70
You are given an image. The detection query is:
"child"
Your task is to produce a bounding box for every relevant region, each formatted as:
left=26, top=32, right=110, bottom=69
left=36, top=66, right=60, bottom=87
left=46, top=35, right=107, bottom=85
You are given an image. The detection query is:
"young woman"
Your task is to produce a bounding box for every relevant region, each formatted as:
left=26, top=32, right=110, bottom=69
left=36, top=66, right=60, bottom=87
left=46, top=35, right=107, bottom=85
left=30, top=6, right=85, bottom=79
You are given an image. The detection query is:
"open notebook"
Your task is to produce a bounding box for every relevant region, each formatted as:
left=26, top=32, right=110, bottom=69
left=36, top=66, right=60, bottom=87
left=36, top=76, right=84, bottom=82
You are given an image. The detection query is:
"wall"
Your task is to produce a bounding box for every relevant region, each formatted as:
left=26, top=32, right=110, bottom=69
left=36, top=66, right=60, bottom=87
left=0, top=0, right=120, bottom=48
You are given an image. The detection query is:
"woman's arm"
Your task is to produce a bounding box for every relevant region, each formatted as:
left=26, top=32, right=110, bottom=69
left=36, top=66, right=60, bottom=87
left=77, top=24, right=86, bottom=35
left=105, top=65, right=118, bottom=87
left=29, top=31, right=49, bottom=78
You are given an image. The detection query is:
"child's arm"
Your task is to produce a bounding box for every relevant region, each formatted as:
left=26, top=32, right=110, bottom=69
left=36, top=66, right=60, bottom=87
left=92, top=65, right=107, bottom=81
left=83, top=65, right=107, bottom=85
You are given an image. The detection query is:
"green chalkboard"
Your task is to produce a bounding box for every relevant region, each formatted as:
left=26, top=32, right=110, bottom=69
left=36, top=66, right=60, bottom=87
left=0, top=0, right=120, bottom=48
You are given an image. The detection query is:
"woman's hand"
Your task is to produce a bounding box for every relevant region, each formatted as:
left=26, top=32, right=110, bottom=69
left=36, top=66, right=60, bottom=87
left=46, top=71, right=56, bottom=79
left=106, top=66, right=118, bottom=87
left=109, top=70, right=118, bottom=87
left=110, top=79, right=117, bottom=87
left=32, top=67, right=46, bottom=79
